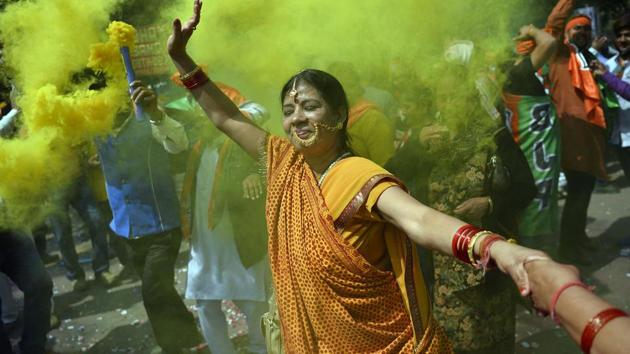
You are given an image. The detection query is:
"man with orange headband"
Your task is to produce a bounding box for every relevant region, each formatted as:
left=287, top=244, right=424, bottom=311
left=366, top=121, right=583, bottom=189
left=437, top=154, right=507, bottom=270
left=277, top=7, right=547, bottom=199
left=545, top=0, right=606, bottom=265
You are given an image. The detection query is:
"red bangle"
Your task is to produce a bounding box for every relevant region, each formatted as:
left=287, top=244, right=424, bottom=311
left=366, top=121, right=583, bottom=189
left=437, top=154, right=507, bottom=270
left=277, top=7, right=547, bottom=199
left=478, top=234, right=505, bottom=271
left=451, top=224, right=482, bottom=264
left=581, top=308, right=628, bottom=354
left=181, top=69, right=209, bottom=89
left=549, top=281, right=590, bottom=324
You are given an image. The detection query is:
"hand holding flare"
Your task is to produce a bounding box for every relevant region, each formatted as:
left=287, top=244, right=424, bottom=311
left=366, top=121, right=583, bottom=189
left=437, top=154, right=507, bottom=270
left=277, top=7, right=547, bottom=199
left=106, top=21, right=143, bottom=120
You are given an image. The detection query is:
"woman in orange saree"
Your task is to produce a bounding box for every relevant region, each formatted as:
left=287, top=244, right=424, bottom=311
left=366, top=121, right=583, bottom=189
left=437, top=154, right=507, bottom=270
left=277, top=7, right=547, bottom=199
left=166, top=1, right=549, bottom=352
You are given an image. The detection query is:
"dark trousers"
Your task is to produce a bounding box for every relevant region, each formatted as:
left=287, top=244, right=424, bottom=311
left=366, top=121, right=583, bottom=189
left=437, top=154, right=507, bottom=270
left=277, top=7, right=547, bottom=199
left=124, top=229, right=201, bottom=353
left=50, top=176, right=110, bottom=280
left=560, top=170, right=596, bottom=248
left=96, top=201, right=132, bottom=268
left=0, top=231, right=52, bottom=354
left=616, top=146, right=630, bottom=182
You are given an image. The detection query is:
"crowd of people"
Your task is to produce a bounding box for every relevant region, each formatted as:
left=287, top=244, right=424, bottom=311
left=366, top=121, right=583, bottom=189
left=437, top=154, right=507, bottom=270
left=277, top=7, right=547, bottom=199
left=2, top=0, right=630, bottom=353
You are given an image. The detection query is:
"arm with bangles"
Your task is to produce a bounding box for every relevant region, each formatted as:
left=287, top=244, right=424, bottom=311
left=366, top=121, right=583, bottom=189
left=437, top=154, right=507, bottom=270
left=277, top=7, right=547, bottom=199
left=376, top=186, right=547, bottom=295
left=525, top=259, right=630, bottom=354
left=167, top=0, right=266, bottom=160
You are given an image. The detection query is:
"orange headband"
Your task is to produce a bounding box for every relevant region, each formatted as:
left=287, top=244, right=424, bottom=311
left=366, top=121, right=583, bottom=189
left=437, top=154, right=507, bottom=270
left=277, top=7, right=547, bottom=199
left=565, top=16, right=591, bottom=32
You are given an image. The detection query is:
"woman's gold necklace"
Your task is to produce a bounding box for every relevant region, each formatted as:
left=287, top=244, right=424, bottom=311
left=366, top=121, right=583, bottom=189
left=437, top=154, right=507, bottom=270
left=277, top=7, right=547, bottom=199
left=317, top=152, right=352, bottom=186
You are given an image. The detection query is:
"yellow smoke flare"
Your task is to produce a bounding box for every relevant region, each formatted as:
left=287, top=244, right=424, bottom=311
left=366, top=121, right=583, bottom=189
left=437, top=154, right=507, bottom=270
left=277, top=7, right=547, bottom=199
left=107, top=21, right=137, bottom=49
left=0, top=0, right=131, bottom=231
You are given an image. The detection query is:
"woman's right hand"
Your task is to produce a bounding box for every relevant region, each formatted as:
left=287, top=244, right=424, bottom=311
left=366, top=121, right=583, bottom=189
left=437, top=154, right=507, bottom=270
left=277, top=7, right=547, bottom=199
left=167, top=0, right=203, bottom=60
left=524, top=258, right=581, bottom=312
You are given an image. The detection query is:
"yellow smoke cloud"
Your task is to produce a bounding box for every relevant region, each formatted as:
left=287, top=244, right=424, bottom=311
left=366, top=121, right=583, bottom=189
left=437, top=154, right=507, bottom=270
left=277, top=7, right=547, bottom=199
left=157, top=0, right=530, bottom=126
left=0, top=0, right=133, bottom=230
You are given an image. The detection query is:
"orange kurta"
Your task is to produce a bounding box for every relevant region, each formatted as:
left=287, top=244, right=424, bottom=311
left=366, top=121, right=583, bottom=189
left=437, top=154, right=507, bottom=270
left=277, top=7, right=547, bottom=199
left=265, top=135, right=450, bottom=353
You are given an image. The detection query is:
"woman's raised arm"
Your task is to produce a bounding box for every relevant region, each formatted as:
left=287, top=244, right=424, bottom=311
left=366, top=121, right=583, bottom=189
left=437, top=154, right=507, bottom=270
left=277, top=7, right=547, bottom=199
left=167, top=0, right=267, bottom=159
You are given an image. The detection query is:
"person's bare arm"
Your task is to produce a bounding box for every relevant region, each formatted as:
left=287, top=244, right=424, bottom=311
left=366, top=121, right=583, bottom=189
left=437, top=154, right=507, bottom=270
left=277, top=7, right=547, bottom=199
left=167, top=0, right=266, bottom=159
left=545, top=0, right=574, bottom=38
left=515, top=25, right=558, bottom=69
left=526, top=259, right=630, bottom=354
left=376, top=186, right=547, bottom=293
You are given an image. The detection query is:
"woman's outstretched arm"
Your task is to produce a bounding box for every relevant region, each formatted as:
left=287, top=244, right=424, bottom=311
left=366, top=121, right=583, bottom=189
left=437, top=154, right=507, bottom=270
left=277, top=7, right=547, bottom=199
left=376, top=186, right=547, bottom=295
left=167, top=0, right=267, bottom=159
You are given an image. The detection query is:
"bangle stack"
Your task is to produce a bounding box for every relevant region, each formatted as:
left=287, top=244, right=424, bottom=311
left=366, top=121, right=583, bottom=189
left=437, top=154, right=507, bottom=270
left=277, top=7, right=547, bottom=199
left=581, top=308, right=628, bottom=353
left=452, top=224, right=504, bottom=270
left=452, top=224, right=482, bottom=265
left=179, top=66, right=209, bottom=89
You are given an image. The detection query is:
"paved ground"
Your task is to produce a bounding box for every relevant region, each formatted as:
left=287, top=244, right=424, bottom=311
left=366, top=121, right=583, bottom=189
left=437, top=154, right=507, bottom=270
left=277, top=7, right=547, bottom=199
left=39, top=162, right=630, bottom=353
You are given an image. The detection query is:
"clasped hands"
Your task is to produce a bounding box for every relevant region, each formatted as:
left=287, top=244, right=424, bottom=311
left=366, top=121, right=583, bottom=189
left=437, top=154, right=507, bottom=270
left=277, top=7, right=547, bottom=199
left=489, top=240, right=581, bottom=315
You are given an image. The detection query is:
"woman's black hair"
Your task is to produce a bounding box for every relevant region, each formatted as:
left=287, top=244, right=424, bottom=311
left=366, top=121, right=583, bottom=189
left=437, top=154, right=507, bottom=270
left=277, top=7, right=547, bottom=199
left=280, top=69, right=352, bottom=152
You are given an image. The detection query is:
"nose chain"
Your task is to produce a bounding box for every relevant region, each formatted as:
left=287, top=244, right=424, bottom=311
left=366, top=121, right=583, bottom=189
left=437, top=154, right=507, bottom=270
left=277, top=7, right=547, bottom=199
left=318, top=152, right=352, bottom=186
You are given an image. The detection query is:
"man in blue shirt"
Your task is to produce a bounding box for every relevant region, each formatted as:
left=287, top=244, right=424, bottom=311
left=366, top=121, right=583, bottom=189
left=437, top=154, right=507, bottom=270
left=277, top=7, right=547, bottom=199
left=98, top=81, right=203, bottom=353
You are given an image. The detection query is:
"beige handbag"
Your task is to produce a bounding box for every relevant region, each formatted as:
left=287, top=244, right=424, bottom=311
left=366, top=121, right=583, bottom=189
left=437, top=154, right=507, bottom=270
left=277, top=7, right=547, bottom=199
left=261, top=291, right=284, bottom=354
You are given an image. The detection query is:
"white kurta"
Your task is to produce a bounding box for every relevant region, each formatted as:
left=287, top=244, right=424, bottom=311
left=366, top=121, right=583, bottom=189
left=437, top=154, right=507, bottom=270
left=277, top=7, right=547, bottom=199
left=185, top=146, right=266, bottom=301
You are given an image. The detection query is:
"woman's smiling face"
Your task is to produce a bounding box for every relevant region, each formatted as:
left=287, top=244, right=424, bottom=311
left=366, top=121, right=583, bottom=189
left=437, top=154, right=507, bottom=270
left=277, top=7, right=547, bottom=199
left=282, top=80, right=341, bottom=154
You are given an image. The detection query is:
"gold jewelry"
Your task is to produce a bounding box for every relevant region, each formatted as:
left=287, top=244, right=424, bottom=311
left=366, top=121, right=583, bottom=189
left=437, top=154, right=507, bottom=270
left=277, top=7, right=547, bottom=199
left=289, top=78, right=299, bottom=103
left=180, top=66, right=202, bottom=81
left=507, top=238, right=518, bottom=244
left=487, top=197, right=494, bottom=214
left=468, top=230, right=493, bottom=265
left=318, top=152, right=351, bottom=186
left=290, top=124, right=319, bottom=147
left=316, top=120, right=344, bottom=132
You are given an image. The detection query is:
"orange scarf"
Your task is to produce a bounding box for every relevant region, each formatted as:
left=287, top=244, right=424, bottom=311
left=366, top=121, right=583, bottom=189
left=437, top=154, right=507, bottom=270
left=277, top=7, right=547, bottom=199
left=565, top=45, right=605, bottom=128
left=348, top=99, right=379, bottom=128
left=265, top=136, right=451, bottom=353
left=562, top=16, right=606, bottom=129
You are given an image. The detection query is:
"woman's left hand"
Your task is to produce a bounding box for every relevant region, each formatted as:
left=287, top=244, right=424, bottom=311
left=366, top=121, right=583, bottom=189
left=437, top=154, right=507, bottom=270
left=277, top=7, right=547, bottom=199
left=489, top=241, right=550, bottom=296
left=454, top=197, right=490, bottom=220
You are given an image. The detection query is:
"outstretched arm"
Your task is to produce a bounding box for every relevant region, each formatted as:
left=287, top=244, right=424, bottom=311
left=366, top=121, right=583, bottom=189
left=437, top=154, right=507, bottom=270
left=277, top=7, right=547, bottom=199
left=376, top=186, right=547, bottom=295
left=167, top=0, right=267, bottom=159
left=525, top=259, right=630, bottom=354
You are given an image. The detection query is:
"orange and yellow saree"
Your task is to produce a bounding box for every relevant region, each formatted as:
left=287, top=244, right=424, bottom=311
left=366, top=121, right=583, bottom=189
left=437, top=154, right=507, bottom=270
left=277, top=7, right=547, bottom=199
left=265, top=136, right=451, bottom=353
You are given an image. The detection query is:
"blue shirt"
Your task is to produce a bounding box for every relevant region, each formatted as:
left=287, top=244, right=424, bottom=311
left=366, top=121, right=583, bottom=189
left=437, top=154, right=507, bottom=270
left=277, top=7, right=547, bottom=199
left=97, top=114, right=186, bottom=238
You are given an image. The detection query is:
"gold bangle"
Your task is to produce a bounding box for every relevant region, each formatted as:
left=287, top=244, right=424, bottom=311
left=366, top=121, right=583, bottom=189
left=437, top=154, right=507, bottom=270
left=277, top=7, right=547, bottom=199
left=468, top=230, right=492, bottom=265
left=179, top=66, right=202, bottom=81
left=507, top=238, right=517, bottom=244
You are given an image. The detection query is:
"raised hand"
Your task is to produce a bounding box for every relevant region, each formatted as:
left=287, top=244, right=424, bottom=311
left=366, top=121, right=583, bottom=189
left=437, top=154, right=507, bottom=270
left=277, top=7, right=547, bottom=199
left=513, top=24, right=536, bottom=41
left=130, top=80, right=160, bottom=119
left=168, top=0, right=203, bottom=60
